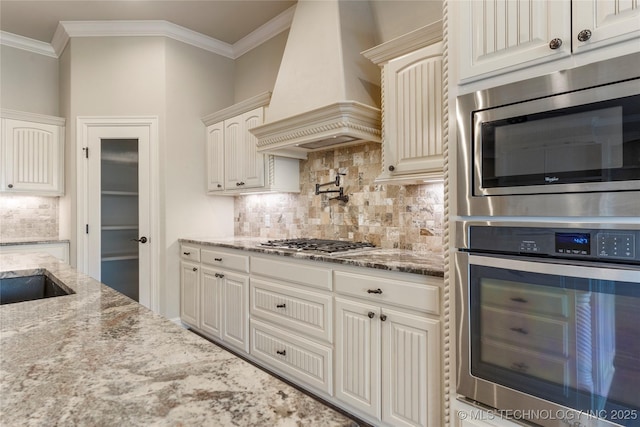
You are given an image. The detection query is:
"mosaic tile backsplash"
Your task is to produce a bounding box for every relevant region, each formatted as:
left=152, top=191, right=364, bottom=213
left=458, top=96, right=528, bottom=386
left=234, top=142, right=444, bottom=254
left=0, top=195, right=59, bottom=240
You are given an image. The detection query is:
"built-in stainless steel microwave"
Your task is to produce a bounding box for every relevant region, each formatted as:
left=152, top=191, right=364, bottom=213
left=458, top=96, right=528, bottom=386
left=457, top=53, right=640, bottom=218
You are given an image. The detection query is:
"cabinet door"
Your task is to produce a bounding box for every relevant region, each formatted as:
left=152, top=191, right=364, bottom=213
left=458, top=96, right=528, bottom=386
left=238, top=108, right=265, bottom=189
left=458, top=0, right=571, bottom=81
left=180, top=261, right=200, bottom=328
left=206, top=122, right=224, bottom=192
left=2, top=119, right=64, bottom=194
left=335, top=297, right=381, bottom=420
left=200, top=267, right=222, bottom=338
left=572, top=0, right=640, bottom=55
left=223, top=118, right=243, bottom=189
left=384, top=44, right=443, bottom=179
left=221, top=271, right=250, bottom=353
left=381, top=308, right=441, bottom=427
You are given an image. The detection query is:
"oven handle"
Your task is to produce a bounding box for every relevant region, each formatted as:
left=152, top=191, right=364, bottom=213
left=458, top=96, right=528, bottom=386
left=468, top=254, right=640, bottom=283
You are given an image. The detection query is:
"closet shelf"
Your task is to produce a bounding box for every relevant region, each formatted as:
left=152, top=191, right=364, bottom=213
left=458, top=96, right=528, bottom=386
left=102, top=190, right=138, bottom=196
left=102, top=225, right=138, bottom=231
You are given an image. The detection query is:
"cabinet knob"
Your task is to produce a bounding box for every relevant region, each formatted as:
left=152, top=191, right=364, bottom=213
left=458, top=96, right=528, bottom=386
left=577, top=29, right=592, bottom=42
left=380, top=314, right=387, bottom=321
left=367, top=311, right=375, bottom=319
left=7, top=184, right=13, bottom=189
left=548, top=38, right=562, bottom=49
left=276, top=350, right=286, bottom=356
left=192, top=267, right=198, bottom=272
left=214, top=258, right=222, bottom=262
left=388, top=165, right=395, bottom=172
left=217, top=184, right=222, bottom=188
left=276, top=303, right=286, bottom=309
left=367, top=288, right=383, bottom=294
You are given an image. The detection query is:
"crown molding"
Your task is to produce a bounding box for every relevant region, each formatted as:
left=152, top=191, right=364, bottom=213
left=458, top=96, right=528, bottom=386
left=0, top=31, right=57, bottom=58
left=15, top=9, right=294, bottom=59
left=233, top=4, right=295, bottom=58
left=202, top=91, right=272, bottom=126
left=362, top=20, right=443, bottom=65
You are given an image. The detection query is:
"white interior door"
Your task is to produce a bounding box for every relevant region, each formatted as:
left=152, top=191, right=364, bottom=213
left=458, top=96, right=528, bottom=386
left=78, top=118, right=157, bottom=309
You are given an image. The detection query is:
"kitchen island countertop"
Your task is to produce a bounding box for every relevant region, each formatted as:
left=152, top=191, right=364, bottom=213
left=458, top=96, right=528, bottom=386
left=0, top=253, right=360, bottom=427
left=179, top=236, right=445, bottom=277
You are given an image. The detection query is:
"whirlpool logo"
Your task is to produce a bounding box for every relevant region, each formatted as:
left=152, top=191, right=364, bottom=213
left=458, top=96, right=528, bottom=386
left=545, top=176, right=560, bottom=183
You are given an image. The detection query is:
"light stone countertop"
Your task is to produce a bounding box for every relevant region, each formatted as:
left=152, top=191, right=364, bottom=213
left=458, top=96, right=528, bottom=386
left=0, top=238, right=70, bottom=245
left=0, top=253, right=361, bottom=427
left=179, top=236, right=445, bottom=278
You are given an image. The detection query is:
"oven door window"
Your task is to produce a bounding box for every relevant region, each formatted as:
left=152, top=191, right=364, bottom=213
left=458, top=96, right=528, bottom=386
left=470, top=264, right=640, bottom=422
left=478, top=93, right=640, bottom=190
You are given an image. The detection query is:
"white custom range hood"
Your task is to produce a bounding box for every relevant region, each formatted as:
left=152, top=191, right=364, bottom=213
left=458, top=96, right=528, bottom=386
left=251, top=0, right=381, bottom=159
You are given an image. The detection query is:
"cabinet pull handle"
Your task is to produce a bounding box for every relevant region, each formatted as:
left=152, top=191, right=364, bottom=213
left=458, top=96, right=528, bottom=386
left=368, top=311, right=375, bottom=319
left=183, top=251, right=191, bottom=255
left=367, top=288, right=383, bottom=294
left=510, top=327, right=528, bottom=335
left=192, top=267, right=198, bottom=272
left=217, top=184, right=222, bottom=188
left=380, top=314, right=387, bottom=321
left=276, top=350, right=286, bottom=356
left=577, top=29, right=592, bottom=42
left=276, top=303, right=286, bottom=308
left=236, top=181, right=245, bottom=186
left=510, top=297, right=528, bottom=303
left=548, top=38, right=562, bottom=49
left=214, top=258, right=223, bottom=262
left=215, top=273, right=225, bottom=278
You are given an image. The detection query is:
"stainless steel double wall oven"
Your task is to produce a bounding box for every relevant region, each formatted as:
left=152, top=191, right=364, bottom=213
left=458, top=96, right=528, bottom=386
left=455, top=53, right=640, bottom=427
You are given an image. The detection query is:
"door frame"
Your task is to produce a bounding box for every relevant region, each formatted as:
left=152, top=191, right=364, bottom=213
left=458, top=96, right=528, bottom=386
left=76, top=116, right=160, bottom=312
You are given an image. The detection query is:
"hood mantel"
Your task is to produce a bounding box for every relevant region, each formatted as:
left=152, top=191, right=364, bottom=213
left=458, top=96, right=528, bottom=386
left=252, top=0, right=381, bottom=159
left=251, top=101, right=381, bottom=159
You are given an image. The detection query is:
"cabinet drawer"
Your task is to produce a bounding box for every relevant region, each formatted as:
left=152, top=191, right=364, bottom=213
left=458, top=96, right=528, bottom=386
left=481, top=279, right=569, bottom=317
left=334, top=271, right=439, bottom=314
left=482, top=339, right=570, bottom=386
left=481, top=307, right=569, bottom=356
left=180, top=244, right=200, bottom=262
left=250, top=278, right=332, bottom=342
left=252, top=256, right=331, bottom=291
left=201, top=249, right=249, bottom=273
left=250, top=319, right=332, bottom=395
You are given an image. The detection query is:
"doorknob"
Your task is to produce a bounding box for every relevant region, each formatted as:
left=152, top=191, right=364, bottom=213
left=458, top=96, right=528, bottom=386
left=130, top=236, right=148, bottom=243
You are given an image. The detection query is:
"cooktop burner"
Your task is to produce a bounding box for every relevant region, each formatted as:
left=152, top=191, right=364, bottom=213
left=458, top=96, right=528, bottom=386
left=259, top=238, right=375, bottom=254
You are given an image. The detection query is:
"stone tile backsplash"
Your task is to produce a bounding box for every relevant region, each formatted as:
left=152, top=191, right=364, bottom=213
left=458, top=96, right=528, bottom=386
left=0, top=195, right=59, bottom=240
left=234, top=142, right=444, bottom=254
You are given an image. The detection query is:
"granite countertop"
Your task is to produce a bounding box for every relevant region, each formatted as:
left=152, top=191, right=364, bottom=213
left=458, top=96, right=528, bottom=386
left=180, top=237, right=445, bottom=278
left=0, top=253, right=360, bottom=427
left=0, top=238, right=70, bottom=246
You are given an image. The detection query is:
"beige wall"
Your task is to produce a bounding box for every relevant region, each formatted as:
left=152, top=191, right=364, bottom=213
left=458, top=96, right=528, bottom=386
left=59, top=36, right=235, bottom=319
left=0, top=46, right=59, bottom=115
left=370, top=0, right=443, bottom=43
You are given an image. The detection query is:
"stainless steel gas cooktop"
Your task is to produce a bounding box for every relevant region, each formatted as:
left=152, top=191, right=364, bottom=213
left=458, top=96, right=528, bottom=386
left=259, top=238, right=375, bottom=255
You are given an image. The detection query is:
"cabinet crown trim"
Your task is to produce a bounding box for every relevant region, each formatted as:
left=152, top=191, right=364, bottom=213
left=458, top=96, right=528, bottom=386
left=1, top=109, right=66, bottom=126
left=363, top=20, right=443, bottom=65
left=202, top=92, right=271, bottom=126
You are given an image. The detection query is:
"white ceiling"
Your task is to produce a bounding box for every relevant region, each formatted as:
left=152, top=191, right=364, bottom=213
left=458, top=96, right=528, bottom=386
left=0, top=1, right=297, bottom=45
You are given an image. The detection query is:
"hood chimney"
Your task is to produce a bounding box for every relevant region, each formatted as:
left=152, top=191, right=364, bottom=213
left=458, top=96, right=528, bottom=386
left=251, top=0, right=381, bottom=159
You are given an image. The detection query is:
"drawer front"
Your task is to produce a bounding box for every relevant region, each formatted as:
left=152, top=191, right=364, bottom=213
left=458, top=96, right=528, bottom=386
left=180, top=244, right=200, bottom=262
left=482, top=339, right=570, bottom=386
left=250, top=319, right=333, bottom=395
left=252, top=256, right=331, bottom=291
left=201, top=249, right=249, bottom=273
left=481, top=307, right=570, bottom=356
left=251, top=278, right=332, bottom=342
left=334, top=271, right=439, bottom=314
left=481, top=279, right=569, bottom=317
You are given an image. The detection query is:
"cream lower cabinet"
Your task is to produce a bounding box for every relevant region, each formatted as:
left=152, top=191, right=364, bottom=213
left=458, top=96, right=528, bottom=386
left=334, top=270, right=441, bottom=427
left=180, top=244, right=250, bottom=353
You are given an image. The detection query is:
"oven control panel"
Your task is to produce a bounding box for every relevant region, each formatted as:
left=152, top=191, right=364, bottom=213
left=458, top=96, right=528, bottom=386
left=467, top=226, right=640, bottom=263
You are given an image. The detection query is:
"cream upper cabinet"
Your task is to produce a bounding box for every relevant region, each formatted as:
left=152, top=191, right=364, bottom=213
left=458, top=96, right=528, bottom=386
left=363, top=23, right=444, bottom=184
left=1, top=110, right=65, bottom=196
left=458, top=0, right=640, bottom=82
left=205, top=122, right=224, bottom=193
left=202, top=92, right=300, bottom=196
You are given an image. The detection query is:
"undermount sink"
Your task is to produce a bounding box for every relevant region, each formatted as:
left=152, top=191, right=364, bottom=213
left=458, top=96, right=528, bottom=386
left=0, top=273, right=74, bottom=305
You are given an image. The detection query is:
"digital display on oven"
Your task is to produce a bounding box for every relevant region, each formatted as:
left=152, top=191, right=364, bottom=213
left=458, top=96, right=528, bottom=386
left=555, top=232, right=591, bottom=255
